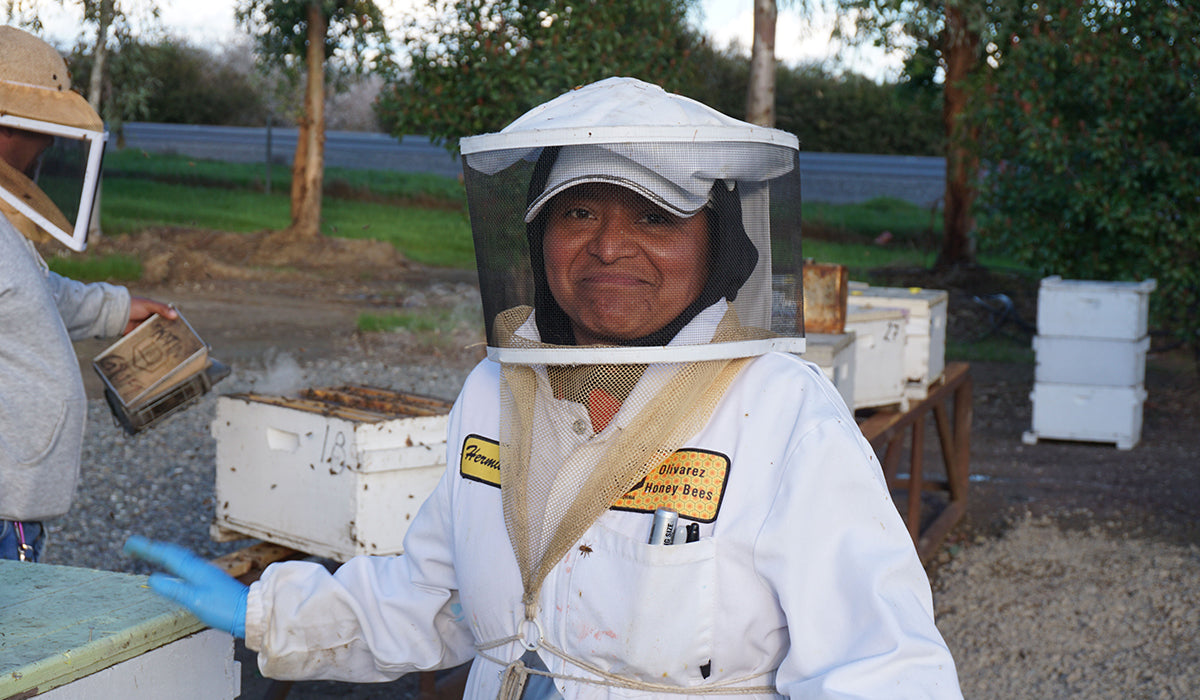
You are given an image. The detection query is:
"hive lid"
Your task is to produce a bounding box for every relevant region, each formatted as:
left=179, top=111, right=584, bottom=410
left=0, top=560, right=204, bottom=697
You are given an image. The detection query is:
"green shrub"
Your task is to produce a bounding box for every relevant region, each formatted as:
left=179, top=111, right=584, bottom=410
left=971, top=1, right=1200, bottom=352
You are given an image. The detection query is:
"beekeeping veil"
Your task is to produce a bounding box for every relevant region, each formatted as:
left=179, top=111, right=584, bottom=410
left=459, top=78, right=804, bottom=625
left=0, top=26, right=107, bottom=252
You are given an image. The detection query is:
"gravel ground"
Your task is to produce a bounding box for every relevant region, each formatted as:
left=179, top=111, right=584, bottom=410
left=38, top=342, right=1200, bottom=699
left=935, top=516, right=1200, bottom=699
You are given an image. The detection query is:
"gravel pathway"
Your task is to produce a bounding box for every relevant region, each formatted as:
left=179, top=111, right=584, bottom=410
left=935, top=515, right=1199, bottom=700
left=37, top=354, right=1200, bottom=699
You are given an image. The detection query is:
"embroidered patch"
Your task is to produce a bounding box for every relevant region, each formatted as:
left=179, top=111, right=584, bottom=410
left=612, top=449, right=730, bottom=522
left=459, top=434, right=501, bottom=487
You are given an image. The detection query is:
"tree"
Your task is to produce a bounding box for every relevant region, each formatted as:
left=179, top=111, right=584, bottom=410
left=70, top=39, right=272, bottom=126
left=82, top=0, right=115, bottom=112
left=745, top=0, right=779, bottom=126
left=970, top=0, right=1200, bottom=360
left=236, top=0, right=389, bottom=240
left=744, top=0, right=827, bottom=128
left=835, top=0, right=1014, bottom=269
left=689, top=44, right=941, bottom=154
left=377, top=0, right=704, bottom=152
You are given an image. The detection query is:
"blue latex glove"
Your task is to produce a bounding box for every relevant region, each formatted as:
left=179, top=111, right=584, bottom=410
left=123, top=535, right=248, bottom=638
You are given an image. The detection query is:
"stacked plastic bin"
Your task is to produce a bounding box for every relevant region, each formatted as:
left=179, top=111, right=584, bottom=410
left=1022, top=276, right=1157, bottom=450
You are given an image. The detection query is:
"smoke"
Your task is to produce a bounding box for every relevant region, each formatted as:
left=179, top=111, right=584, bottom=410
left=249, top=352, right=307, bottom=396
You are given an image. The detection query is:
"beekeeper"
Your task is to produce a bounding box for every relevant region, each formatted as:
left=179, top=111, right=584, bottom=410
left=127, top=77, right=963, bottom=698
left=0, top=25, right=176, bottom=562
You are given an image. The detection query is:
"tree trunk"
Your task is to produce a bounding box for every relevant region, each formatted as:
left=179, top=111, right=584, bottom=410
left=937, top=3, right=980, bottom=270
left=86, top=0, right=113, bottom=246
left=288, top=1, right=327, bottom=239
left=86, top=0, right=110, bottom=112
left=746, top=0, right=777, bottom=127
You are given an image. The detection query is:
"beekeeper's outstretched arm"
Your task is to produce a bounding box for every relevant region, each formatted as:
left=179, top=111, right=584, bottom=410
left=124, top=535, right=248, bottom=638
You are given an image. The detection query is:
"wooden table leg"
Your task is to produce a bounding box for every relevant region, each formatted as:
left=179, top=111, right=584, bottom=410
left=906, top=414, right=925, bottom=545
left=857, top=363, right=973, bottom=565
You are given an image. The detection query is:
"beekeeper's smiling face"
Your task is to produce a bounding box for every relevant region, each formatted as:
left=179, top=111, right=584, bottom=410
left=542, top=183, right=710, bottom=346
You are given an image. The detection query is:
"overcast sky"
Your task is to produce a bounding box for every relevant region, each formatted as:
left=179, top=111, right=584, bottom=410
left=34, top=0, right=904, bottom=83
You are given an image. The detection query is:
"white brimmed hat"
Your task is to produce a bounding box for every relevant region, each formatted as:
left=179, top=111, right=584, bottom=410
left=524, top=143, right=714, bottom=222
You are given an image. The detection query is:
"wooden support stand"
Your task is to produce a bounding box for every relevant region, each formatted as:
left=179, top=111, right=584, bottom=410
left=856, top=361, right=972, bottom=565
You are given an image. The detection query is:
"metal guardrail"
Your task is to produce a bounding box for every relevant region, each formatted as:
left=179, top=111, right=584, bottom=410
left=117, top=122, right=946, bottom=207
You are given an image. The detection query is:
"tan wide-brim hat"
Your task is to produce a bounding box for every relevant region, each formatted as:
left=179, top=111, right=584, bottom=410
left=0, top=25, right=102, bottom=131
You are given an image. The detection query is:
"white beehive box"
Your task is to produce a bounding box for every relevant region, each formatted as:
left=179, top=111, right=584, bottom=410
left=211, top=386, right=452, bottom=562
left=1033, top=335, right=1150, bottom=387
left=844, top=307, right=909, bottom=410
left=803, top=331, right=856, bottom=410
left=1037, top=276, right=1156, bottom=339
left=1022, top=382, right=1147, bottom=450
left=848, top=284, right=948, bottom=399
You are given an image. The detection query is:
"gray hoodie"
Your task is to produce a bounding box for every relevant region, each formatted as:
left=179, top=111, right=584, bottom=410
left=1, top=214, right=130, bottom=521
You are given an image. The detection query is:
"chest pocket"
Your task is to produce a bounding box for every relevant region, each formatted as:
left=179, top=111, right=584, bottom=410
left=556, top=522, right=716, bottom=685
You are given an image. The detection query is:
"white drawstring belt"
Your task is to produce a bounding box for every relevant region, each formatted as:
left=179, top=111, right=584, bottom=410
left=477, top=632, right=777, bottom=697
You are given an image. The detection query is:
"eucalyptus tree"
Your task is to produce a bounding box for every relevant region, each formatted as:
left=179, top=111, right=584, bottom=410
left=834, top=0, right=1019, bottom=268
left=236, top=0, right=390, bottom=239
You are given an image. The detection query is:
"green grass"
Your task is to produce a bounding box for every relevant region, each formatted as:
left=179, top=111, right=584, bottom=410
left=46, top=253, right=142, bottom=282
left=804, top=197, right=942, bottom=242
left=802, top=238, right=936, bottom=272
left=321, top=198, right=473, bottom=269
left=357, top=309, right=453, bottom=333
left=947, top=337, right=1035, bottom=364
left=105, top=148, right=466, bottom=207
left=95, top=151, right=1024, bottom=276
left=101, top=175, right=475, bottom=269
left=102, top=179, right=293, bottom=234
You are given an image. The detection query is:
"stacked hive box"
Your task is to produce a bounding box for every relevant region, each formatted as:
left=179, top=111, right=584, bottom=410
left=844, top=306, right=909, bottom=410
left=804, top=332, right=857, bottom=410
left=211, top=385, right=452, bottom=562
left=1022, top=277, right=1156, bottom=450
left=845, top=284, right=949, bottom=411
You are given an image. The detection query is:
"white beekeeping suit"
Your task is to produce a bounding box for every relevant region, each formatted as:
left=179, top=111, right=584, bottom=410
left=244, top=77, right=964, bottom=700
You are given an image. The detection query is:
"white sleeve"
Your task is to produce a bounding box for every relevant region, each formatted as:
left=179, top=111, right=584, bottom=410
left=761, top=415, right=963, bottom=699
left=244, top=459, right=476, bottom=682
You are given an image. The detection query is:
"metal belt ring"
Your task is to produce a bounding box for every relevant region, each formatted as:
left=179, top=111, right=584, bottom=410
left=518, top=617, right=544, bottom=651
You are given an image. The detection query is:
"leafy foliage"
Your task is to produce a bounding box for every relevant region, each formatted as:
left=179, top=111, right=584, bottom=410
left=70, top=40, right=269, bottom=127
left=970, top=0, right=1200, bottom=348
left=686, top=47, right=942, bottom=154
left=235, top=0, right=391, bottom=75
left=376, top=0, right=704, bottom=150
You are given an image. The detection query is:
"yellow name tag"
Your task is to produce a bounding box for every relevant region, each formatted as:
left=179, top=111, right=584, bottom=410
left=460, top=434, right=501, bottom=487
left=458, top=436, right=731, bottom=522
left=612, top=449, right=730, bottom=522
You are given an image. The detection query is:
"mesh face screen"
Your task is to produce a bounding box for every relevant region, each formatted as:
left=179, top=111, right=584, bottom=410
left=463, top=141, right=804, bottom=363
left=0, top=119, right=105, bottom=250
left=35, top=137, right=95, bottom=224
left=458, top=77, right=810, bottom=626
